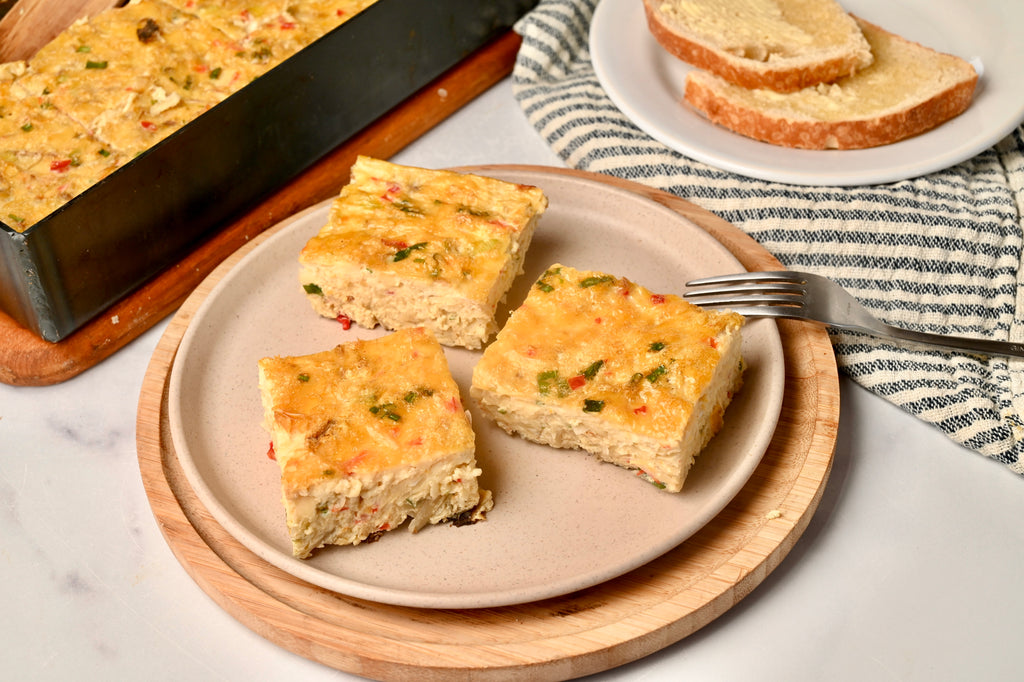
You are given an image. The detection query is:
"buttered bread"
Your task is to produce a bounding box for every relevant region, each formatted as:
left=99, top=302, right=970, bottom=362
left=299, top=156, right=548, bottom=349
left=644, top=0, right=873, bottom=93
left=470, top=264, right=745, bottom=492
left=258, top=327, right=492, bottom=559
left=684, top=16, right=979, bottom=149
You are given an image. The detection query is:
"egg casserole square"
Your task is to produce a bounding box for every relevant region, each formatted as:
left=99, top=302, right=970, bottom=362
left=299, top=156, right=548, bottom=349
left=470, top=264, right=745, bottom=492
left=258, top=327, right=492, bottom=558
left=12, top=1, right=226, bottom=156
left=0, top=80, right=127, bottom=230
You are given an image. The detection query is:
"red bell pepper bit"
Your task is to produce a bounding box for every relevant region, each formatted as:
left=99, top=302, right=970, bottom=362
left=266, top=442, right=277, bottom=460
left=633, top=405, right=648, bottom=415
left=381, top=237, right=408, bottom=249
left=336, top=313, right=352, bottom=330
left=487, top=218, right=514, bottom=230
left=49, top=159, right=72, bottom=173
left=340, top=450, right=369, bottom=473
left=140, top=120, right=158, bottom=131
left=567, top=375, right=586, bottom=391
left=705, top=336, right=719, bottom=349
left=650, top=294, right=666, bottom=304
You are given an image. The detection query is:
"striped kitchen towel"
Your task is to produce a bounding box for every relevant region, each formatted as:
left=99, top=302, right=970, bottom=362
left=512, top=0, right=1024, bottom=476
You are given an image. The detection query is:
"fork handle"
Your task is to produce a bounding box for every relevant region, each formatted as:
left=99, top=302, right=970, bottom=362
left=839, top=321, right=1024, bottom=359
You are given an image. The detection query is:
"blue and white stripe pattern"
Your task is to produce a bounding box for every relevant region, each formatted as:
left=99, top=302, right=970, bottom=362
left=512, top=0, right=1024, bottom=475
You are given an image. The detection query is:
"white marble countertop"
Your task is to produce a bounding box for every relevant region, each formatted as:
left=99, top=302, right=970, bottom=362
left=2, top=78, right=1023, bottom=682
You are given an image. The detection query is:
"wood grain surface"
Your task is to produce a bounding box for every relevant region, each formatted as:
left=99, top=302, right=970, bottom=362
left=0, top=0, right=123, bottom=62
left=0, top=29, right=523, bottom=386
left=136, top=167, right=840, bottom=681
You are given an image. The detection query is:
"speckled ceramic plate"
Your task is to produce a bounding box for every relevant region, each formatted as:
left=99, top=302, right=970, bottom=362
left=167, top=167, right=785, bottom=609
left=591, top=0, right=1024, bottom=186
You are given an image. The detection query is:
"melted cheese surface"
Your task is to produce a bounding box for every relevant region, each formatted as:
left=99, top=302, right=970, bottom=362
left=20, top=1, right=220, bottom=156
left=162, top=0, right=378, bottom=64
left=0, top=0, right=377, bottom=230
left=259, top=327, right=474, bottom=494
left=0, top=82, right=126, bottom=228
left=472, top=264, right=744, bottom=439
left=300, top=156, right=548, bottom=302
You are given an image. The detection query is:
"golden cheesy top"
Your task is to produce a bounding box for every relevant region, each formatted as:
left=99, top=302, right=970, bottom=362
left=259, top=327, right=474, bottom=494
left=472, top=264, right=745, bottom=439
left=162, top=0, right=378, bottom=65
left=0, top=82, right=126, bottom=229
left=1, top=0, right=377, bottom=231
left=299, top=156, right=548, bottom=302
left=16, top=0, right=298, bottom=156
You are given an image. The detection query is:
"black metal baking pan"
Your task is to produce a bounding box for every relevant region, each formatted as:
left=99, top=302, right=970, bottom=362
left=0, top=0, right=538, bottom=342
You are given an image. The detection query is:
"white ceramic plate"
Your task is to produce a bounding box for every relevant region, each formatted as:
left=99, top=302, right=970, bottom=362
left=591, top=0, right=1024, bottom=186
left=167, top=168, right=785, bottom=609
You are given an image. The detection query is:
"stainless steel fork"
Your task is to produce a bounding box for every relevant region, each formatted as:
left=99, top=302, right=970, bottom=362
left=684, top=270, right=1024, bottom=359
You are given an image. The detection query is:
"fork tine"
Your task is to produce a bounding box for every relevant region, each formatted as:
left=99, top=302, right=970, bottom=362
left=684, top=270, right=809, bottom=320
left=685, top=270, right=807, bottom=287
left=714, top=306, right=811, bottom=321
left=681, top=293, right=805, bottom=308
left=686, top=270, right=1024, bottom=357
left=683, top=281, right=805, bottom=297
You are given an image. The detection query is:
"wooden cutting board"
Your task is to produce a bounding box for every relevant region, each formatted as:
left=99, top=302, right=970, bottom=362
left=136, top=167, right=840, bottom=680
left=0, top=28, right=523, bottom=386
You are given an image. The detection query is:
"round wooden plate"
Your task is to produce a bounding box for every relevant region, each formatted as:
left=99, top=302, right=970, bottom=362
left=136, top=166, right=839, bottom=681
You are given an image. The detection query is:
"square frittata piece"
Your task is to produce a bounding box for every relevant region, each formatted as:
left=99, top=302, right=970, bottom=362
left=258, top=327, right=492, bottom=558
left=0, top=79, right=127, bottom=230
left=470, top=264, right=745, bottom=492
left=13, top=0, right=263, bottom=156
left=161, top=0, right=377, bottom=69
left=299, top=156, right=548, bottom=349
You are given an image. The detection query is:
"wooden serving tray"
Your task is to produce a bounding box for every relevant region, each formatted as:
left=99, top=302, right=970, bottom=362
left=136, top=167, right=839, bottom=681
left=0, top=29, right=522, bottom=386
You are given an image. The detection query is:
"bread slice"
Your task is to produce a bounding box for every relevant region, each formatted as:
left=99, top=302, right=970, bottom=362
left=644, top=0, right=873, bottom=93
left=684, top=17, right=979, bottom=150
left=299, top=156, right=548, bottom=349
left=470, top=264, right=745, bottom=493
left=258, top=327, right=492, bottom=559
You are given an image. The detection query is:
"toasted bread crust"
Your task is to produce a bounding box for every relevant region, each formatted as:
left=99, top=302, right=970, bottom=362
left=685, top=70, right=977, bottom=149
left=643, top=0, right=871, bottom=93
left=683, top=17, right=979, bottom=150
